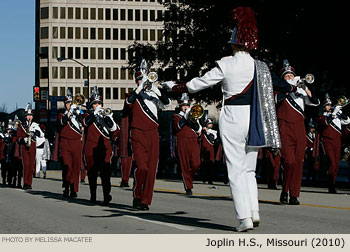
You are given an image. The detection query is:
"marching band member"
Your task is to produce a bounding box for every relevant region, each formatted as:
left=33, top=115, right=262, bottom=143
left=83, top=87, right=119, bottom=205
left=263, top=148, right=280, bottom=190
left=17, top=103, right=44, bottom=189
left=34, top=124, right=49, bottom=178
left=200, top=118, right=218, bottom=185
left=276, top=60, right=319, bottom=205
left=0, top=121, right=14, bottom=185
left=163, top=7, right=297, bottom=231
left=57, top=90, right=83, bottom=198
left=317, top=94, right=350, bottom=193
left=305, top=118, right=320, bottom=183
left=172, top=93, right=201, bottom=195
left=124, top=66, right=171, bottom=211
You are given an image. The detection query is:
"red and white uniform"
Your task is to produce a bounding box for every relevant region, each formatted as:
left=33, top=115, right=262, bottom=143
left=17, top=121, right=44, bottom=187
left=126, top=87, right=171, bottom=206
left=172, top=112, right=201, bottom=190
left=318, top=111, right=350, bottom=181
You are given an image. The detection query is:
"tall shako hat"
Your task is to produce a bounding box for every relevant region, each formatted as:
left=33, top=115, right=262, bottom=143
left=25, top=103, right=33, bottom=116
left=323, top=93, right=332, bottom=107
left=178, top=93, right=190, bottom=107
left=228, top=7, right=259, bottom=50
left=280, top=59, right=296, bottom=78
left=6, top=119, right=14, bottom=130
left=90, top=86, right=103, bottom=105
left=64, top=88, right=73, bottom=104
left=134, top=68, right=143, bottom=82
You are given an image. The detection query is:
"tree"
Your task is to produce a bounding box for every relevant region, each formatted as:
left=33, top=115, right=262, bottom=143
left=127, top=0, right=348, bottom=104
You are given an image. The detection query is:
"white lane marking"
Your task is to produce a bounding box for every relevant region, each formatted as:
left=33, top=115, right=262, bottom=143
left=125, top=216, right=195, bottom=231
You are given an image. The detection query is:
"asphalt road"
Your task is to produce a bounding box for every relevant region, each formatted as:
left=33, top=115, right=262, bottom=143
left=0, top=172, right=349, bottom=234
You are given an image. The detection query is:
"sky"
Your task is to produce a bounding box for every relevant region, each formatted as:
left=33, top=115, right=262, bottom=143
left=0, top=1, right=35, bottom=113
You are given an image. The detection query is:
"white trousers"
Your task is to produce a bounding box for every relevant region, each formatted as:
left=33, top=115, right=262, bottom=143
left=35, top=148, right=47, bottom=175
left=219, top=105, right=259, bottom=220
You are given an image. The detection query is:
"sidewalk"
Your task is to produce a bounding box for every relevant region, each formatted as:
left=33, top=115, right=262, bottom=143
left=44, top=170, right=350, bottom=210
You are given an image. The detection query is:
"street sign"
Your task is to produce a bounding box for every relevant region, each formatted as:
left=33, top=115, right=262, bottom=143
left=41, top=90, right=49, bottom=100
left=84, top=80, right=88, bottom=87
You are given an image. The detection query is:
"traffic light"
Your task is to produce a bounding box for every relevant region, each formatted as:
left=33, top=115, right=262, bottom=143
left=33, top=86, right=40, bottom=101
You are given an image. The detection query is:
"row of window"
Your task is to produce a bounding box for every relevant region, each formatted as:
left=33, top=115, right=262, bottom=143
left=52, top=86, right=134, bottom=101
left=41, top=66, right=135, bottom=81
left=41, top=7, right=163, bottom=22
left=41, top=26, right=164, bottom=42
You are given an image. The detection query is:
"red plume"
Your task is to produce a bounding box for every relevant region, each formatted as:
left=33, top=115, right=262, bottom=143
left=232, top=7, right=258, bottom=50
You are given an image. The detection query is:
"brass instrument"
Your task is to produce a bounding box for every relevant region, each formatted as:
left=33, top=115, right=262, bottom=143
left=342, top=147, right=350, bottom=162
left=188, top=104, right=204, bottom=123
left=335, top=96, right=350, bottom=108
left=73, top=93, right=85, bottom=105
left=296, top=73, right=315, bottom=89
left=97, top=107, right=112, bottom=117
left=26, top=119, right=32, bottom=148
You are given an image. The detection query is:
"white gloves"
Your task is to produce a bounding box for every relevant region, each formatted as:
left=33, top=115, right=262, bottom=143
left=150, top=84, right=161, bottom=96
left=94, top=105, right=104, bottom=115
left=332, top=106, right=342, bottom=117
left=161, top=81, right=175, bottom=91
left=184, top=108, right=191, bottom=120
left=24, top=137, right=28, bottom=144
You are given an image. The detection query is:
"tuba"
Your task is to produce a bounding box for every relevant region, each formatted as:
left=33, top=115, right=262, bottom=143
left=73, top=94, right=85, bottom=105
left=188, top=104, right=204, bottom=123
left=335, top=96, right=350, bottom=108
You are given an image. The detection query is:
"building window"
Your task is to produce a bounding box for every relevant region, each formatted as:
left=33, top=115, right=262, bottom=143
left=120, top=48, right=126, bottom=60
left=157, top=30, right=163, bottom=41
left=150, top=10, right=155, bottom=21
left=106, top=48, right=111, bottom=60
left=60, top=27, right=66, bottom=39
left=135, top=9, right=140, bottom=21
left=83, top=47, right=88, bottom=59
left=98, top=28, right=103, bottom=40
left=98, top=68, right=104, bottom=79
left=83, top=28, right=88, bottom=39
left=68, top=7, right=73, bottom=19
left=120, top=29, right=126, bottom=40
left=60, top=67, right=66, bottom=79
left=91, top=8, right=96, bottom=20
left=121, top=88, right=126, bottom=99
left=83, top=87, right=88, bottom=98
left=52, top=87, right=58, bottom=96
left=68, top=47, right=73, bottom=58
left=40, top=67, right=48, bottom=79
left=90, top=48, right=96, bottom=59
left=135, top=29, right=141, bottom=40
left=98, top=88, right=104, bottom=98
left=40, top=27, right=49, bottom=39
left=113, top=48, right=118, bottom=60
left=157, top=10, right=163, bottom=21
left=113, top=9, right=118, bottom=20
left=68, top=27, right=73, bottom=39
left=83, top=68, right=88, bottom=79
left=113, top=68, right=119, bottom=79
left=53, top=7, right=58, bottom=19
left=98, top=48, right=103, bottom=59
left=75, top=87, right=81, bottom=95
left=121, top=68, right=126, bottom=80
left=106, top=68, right=111, bottom=79
left=106, top=9, right=111, bottom=20
left=98, top=8, right=103, bottom=20
left=120, top=9, right=126, bottom=20
left=52, top=67, right=58, bottom=79
left=52, top=27, right=58, bottom=38
left=60, top=87, right=65, bottom=96
left=142, top=10, right=148, bottom=21
left=106, top=28, right=111, bottom=40
left=113, top=28, right=118, bottom=40
left=60, top=47, right=66, bottom=58
left=75, top=67, right=81, bottom=79
left=60, top=7, right=66, bottom=19
left=128, top=69, right=133, bottom=80
left=128, top=9, right=133, bottom=21
left=90, top=28, right=96, bottom=40
left=106, top=88, right=111, bottom=99
left=150, top=29, right=155, bottom=41
left=41, top=7, right=49, bottom=19
left=83, top=8, right=88, bottom=19
left=68, top=67, right=73, bottom=79
left=75, top=47, right=81, bottom=59
left=142, top=29, right=148, bottom=41
left=113, top=88, right=118, bottom=99
left=75, top=27, right=81, bottom=39
left=90, top=67, right=96, bottom=79
left=52, top=47, right=58, bottom=59
left=128, top=29, right=133, bottom=40
left=75, top=8, right=81, bottom=19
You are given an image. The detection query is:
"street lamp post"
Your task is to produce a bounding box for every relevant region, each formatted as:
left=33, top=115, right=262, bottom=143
left=57, top=57, right=90, bottom=103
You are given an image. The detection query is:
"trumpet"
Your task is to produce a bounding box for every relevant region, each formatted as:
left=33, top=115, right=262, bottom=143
left=188, top=104, right=204, bottom=123
left=73, top=93, right=85, bottom=105
left=335, top=96, right=350, bottom=108
left=97, top=107, right=112, bottom=117
left=296, top=74, right=315, bottom=89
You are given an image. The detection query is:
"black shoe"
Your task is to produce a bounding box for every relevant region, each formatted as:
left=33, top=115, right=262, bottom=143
left=185, top=189, right=193, bottom=196
left=23, top=184, right=32, bottom=190
left=120, top=180, right=129, bottom=188
left=69, top=192, right=78, bottom=198
left=90, top=196, right=97, bottom=203
left=289, top=197, right=300, bottom=205
left=133, top=198, right=142, bottom=209
left=103, top=195, right=112, bottom=205
left=137, top=203, right=149, bottom=211
left=208, top=181, right=214, bottom=185
left=17, top=184, right=23, bottom=189
left=43, top=172, right=46, bottom=179
left=63, top=190, right=69, bottom=198
left=279, top=191, right=288, bottom=204
left=2, top=179, right=6, bottom=185
left=328, top=187, right=337, bottom=194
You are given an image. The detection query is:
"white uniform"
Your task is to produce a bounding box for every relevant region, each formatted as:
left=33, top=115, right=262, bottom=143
left=186, top=51, right=258, bottom=220
left=32, top=124, right=45, bottom=177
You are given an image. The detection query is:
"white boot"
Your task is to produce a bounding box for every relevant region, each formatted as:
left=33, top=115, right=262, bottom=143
left=236, top=218, right=253, bottom=232
left=252, top=211, right=260, bottom=227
